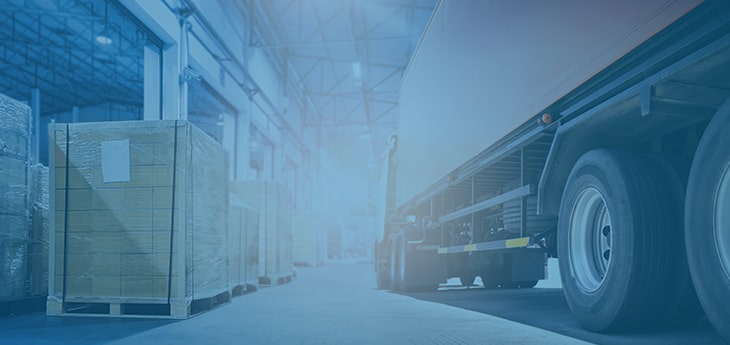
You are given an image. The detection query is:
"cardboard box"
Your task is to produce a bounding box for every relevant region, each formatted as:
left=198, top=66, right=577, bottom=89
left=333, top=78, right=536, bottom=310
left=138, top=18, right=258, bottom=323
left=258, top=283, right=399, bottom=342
left=228, top=195, right=259, bottom=294
left=48, top=120, right=228, bottom=318
left=0, top=93, right=33, bottom=303
left=231, top=181, right=292, bottom=285
left=29, top=164, right=50, bottom=298
left=292, top=212, right=328, bottom=267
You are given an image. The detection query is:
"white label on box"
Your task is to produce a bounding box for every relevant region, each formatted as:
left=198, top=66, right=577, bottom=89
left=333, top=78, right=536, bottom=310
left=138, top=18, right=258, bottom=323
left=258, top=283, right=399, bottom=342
left=101, top=139, right=131, bottom=183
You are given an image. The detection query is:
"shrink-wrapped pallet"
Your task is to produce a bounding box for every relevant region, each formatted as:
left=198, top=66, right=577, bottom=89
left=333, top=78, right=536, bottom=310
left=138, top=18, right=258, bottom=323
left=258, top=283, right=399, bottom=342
left=231, top=181, right=292, bottom=285
left=47, top=120, right=228, bottom=319
left=29, top=164, right=50, bottom=298
left=292, top=212, right=327, bottom=267
left=228, top=194, right=259, bottom=295
left=0, top=93, right=32, bottom=303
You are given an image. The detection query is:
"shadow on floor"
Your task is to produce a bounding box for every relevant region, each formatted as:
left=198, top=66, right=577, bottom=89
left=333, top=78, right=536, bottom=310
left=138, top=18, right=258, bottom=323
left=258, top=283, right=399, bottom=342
left=402, top=286, right=725, bottom=345
left=0, top=312, right=176, bottom=345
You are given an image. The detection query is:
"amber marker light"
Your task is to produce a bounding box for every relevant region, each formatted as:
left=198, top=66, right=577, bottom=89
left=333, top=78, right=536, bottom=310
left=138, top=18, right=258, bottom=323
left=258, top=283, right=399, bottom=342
left=542, top=113, right=553, bottom=124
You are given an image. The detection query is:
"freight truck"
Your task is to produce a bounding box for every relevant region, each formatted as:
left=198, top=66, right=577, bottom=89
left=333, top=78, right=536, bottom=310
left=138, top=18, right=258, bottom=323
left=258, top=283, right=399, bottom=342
left=373, top=0, right=730, bottom=340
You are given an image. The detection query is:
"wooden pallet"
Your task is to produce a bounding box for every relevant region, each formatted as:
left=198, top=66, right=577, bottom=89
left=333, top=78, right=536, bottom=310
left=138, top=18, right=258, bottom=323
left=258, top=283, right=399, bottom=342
left=259, top=274, right=293, bottom=286
left=46, top=292, right=230, bottom=319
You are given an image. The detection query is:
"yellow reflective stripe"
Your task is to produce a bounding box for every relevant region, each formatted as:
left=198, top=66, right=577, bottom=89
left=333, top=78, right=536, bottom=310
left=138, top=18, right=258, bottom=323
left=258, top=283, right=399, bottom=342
left=464, top=244, right=477, bottom=252
left=505, top=237, right=529, bottom=248
left=438, top=248, right=447, bottom=254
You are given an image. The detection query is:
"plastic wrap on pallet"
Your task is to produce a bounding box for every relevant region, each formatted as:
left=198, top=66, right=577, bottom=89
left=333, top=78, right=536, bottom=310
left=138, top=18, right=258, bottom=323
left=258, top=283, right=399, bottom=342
left=231, top=181, right=292, bottom=284
left=48, top=120, right=228, bottom=317
left=292, top=212, right=328, bottom=267
left=187, top=124, right=228, bottom=299
left=228, top=194, right=259, bottom=294
left=0, top=93, right=31, bottom=302
left=29, top=164, right=50, bottom=297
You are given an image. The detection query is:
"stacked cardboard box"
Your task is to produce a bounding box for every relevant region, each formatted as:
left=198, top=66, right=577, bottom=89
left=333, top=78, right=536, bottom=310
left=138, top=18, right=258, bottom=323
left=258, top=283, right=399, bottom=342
left=232, top=181, right=292, bottom=285
left=227, top=193, right=259, bottom=295
left=29, top=164, right=50, bottom=298
left=0, top=93, right=32, bottom=303
left=292, top=212, right=327, bottom=267
left=47, top=120, right=228, bottom=319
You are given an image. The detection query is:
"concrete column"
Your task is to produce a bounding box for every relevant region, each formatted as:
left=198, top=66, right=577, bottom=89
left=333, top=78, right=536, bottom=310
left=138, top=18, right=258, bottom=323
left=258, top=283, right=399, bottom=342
left=71, top=106, right=79, bottom=123
left=178, top=20, right=191, bottom=121
left=144, top=45, right=162, bottom=120
left=235, top=109, right=251, bottom=181
left=222, top=111, right=236, bottom=179
left=162, top=45, right=180, bottom=120
left=31, top=88, right=40, bottom=164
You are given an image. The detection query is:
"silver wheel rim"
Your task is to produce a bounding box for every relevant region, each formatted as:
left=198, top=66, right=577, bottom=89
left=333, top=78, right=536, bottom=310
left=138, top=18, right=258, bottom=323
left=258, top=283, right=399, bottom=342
left=715, top=163, right=730, bottom=279
left=568, top=187, right=613, bottom=293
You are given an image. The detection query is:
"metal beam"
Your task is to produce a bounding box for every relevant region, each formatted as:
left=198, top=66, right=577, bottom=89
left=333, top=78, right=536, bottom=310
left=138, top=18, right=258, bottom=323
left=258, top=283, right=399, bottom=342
left=254, top=35, right=419, bottom=48
left=439, top=185, right=534, bottom=223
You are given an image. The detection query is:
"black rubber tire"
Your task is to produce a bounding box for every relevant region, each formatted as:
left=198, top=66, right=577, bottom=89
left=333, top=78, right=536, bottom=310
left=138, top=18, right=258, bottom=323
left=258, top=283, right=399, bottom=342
left=685, top=100, right=730, bottom=343
left=395, top=232, right=407, bottom=291
left=375, top=242, right=390, bottom=290
left=389, top=236, right=401, bottom=291
left=459, top=274, right=476, bottom=287
left=558, top=149, right=697, bottom=332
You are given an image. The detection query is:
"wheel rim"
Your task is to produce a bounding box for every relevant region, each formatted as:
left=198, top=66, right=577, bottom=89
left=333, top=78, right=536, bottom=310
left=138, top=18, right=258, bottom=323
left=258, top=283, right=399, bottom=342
left=715, top=162, right=730, bottom=279
left=568, top=187, right=613, bottom=293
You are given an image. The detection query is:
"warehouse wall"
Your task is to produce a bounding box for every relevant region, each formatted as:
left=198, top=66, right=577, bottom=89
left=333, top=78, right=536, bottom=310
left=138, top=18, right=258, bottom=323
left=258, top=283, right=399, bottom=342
left=118, top=0, right=318, bottom=210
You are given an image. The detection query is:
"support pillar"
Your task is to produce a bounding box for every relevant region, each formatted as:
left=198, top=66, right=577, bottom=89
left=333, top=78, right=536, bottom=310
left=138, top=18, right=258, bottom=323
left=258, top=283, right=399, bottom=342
left=31, top=88, right=40, bottom=164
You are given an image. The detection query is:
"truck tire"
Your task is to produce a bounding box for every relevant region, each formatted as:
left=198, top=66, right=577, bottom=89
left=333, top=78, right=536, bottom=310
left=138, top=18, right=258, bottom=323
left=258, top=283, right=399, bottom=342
left=389, top=235, right=401, bottom=291
left=396, top=232, right=407, bottom=291
left=558, top=149, right=697, bottom=332
left=375, top=242, right=390, bottom=290
left=685, top=100, right=730, bottom=343
left=392, top=231, right=438, bottom=292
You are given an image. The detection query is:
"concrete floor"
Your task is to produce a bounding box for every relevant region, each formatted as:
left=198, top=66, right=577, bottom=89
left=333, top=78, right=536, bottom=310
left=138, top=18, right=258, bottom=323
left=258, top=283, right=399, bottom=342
left=0, top=262, right=590, bottom=345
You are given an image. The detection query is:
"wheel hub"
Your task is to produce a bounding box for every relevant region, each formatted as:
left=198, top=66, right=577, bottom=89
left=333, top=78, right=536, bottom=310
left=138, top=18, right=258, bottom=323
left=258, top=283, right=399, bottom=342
left=568, top=187, right=613, bottom=292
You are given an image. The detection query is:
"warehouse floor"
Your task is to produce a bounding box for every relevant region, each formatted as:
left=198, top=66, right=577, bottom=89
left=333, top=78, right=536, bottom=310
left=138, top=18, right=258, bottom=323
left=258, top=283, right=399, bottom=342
left=0, top=262, right=587, bottom=345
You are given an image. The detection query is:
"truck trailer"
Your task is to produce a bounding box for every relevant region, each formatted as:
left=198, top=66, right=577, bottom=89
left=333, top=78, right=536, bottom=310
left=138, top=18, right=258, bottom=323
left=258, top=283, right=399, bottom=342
left=374, top=0, right=730, bottom=340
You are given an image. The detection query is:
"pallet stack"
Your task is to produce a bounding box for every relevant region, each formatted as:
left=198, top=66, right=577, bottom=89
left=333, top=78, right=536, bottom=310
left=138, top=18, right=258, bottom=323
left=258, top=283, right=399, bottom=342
left=232, top=181, right=292, bottom=285
left=0, top=93, right=48, bottom=313
left=47, top=120, right=229, bottom=319
left=292, top=212, right=327, bottom=267
left=29, top=164, right=50, bottom=298
left=228, top=193, right=259, bottom=295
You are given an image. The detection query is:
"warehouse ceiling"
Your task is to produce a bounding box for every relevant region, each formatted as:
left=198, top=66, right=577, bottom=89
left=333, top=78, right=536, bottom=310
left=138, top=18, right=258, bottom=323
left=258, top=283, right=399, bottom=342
left=251, top=0, right=437, bottom=158
left=0, top=0, right=161, bottom=116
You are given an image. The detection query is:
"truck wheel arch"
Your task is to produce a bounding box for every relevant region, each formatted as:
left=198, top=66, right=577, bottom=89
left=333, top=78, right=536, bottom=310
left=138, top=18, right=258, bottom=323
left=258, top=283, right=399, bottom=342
left=538, top=129, right=620, bottom=218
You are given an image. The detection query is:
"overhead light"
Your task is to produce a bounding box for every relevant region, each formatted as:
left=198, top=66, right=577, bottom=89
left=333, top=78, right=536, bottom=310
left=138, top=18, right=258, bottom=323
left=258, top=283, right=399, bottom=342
left=96, top=27, right=113, bottom=45
left=96, top=2, right=113, bottom=45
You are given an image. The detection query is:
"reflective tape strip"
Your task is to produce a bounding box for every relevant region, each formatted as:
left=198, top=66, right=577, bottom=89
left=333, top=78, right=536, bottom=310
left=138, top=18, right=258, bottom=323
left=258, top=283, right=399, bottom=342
left=437, top=237, right=531, bottom=254
left=505, top=237, right=530, bottom=248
